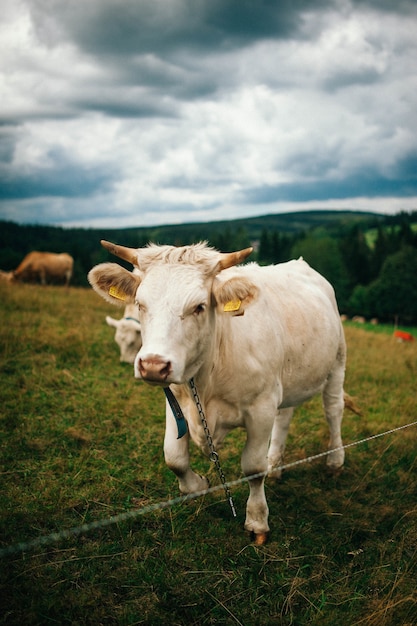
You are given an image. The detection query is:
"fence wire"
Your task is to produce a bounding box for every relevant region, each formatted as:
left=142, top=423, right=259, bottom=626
left=1, top=420, right=416, bottom=558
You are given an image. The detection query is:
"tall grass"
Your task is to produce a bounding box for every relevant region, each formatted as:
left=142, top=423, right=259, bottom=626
left=0, top=282, right=416, bottom=625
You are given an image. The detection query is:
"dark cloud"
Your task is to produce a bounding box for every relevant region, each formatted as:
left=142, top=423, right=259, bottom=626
left=199, top=0, right=322, bottom=43
left=392, top=152, right=417, bottom=184
left=322, top=66, right=383, bottom=92
left=0, top=128, right=16, bottom=164
left=30, top=0, right=416, bottom=70
left=29, top=0, right=332, bottom=59
left=71, top=92, right=180, bottom=119
left=352, top=0, right=417, bottom=14
left=101, top=56, right=220, bottom=109
left=0, top=148, right=117, bottom=200
left=243, top=161, right=417, bottom=205
left=282, top=144, right=344, bottom=179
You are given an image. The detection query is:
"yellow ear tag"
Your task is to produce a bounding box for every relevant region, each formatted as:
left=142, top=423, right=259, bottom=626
left=223, top=299, right=241, bottom=313
left=109, top=285, right=127, bottom=301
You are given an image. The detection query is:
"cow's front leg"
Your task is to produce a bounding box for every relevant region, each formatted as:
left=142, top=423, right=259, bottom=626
left=241, top=417, right=275, bottom=545
left=163, top=402, right=209, bottom=494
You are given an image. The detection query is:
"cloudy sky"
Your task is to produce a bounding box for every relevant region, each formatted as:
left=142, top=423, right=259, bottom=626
left=1, top=0, right=416, bottom=229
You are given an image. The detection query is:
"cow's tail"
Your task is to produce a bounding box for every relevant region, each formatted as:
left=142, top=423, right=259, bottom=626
left=343, top=392, right=361, bottom=415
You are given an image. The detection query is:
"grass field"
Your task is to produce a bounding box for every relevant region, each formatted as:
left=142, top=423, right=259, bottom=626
left=0, top=282, right=416, bottom=625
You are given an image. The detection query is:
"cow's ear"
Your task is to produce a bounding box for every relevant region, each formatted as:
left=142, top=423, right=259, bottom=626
left=105, top=315, right=119, bottom=328
left=212, top=276, right=258, bottom=316
left=88, top=263, right=141, bottom=306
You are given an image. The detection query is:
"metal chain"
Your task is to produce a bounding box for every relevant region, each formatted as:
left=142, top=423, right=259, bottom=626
left=189, top=378, right=237, bottom=517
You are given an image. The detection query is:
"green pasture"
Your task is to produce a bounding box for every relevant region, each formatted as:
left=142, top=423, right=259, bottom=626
left=345, top=319, right=416, bottom=337
left=364, top=222, right=417, bottom=248
left=0, top=282, right=416, bottom=625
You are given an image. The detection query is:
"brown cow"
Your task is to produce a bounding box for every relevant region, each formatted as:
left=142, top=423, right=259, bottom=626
left=11, top=252, right=74, bottom=285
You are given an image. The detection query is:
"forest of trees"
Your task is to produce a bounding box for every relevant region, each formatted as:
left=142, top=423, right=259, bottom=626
left=257, top=214, right=417, bottom=323
left=1, top=210, right=417, bottom=324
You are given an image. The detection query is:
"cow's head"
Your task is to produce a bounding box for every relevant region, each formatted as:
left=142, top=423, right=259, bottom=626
left=0, top=270, right=14, bottom=283
left=88, top=240, right=254, bottom=385
left=106, top=315, right=142, bottom=364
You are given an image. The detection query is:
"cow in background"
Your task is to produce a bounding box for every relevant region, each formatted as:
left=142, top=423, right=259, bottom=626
left=106, top=303, right=142, bottom=364
left=0, top=270, right=13, bottom=282
left=89, top=240, right=347, bottom=544
left=8, top=252, right=74, bottom=286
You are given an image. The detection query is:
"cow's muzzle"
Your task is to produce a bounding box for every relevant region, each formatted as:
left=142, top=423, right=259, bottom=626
left=138, top=356, right=171, bottom=383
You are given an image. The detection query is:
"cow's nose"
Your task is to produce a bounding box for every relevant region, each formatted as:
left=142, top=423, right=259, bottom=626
left=138, top=357, right=171, bottom=382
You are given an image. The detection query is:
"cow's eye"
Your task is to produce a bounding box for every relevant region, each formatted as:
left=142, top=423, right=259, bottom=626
left=194, top=304, right=206, bottom=315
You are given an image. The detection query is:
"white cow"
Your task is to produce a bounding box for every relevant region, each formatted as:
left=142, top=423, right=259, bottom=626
left=106, top=303, right=142, bottom=364
left=89, top=240, right=347, bottom=544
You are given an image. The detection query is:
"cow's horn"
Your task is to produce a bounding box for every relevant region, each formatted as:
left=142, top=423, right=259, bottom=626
left=101, top=240, right=138, bottom=266
left=218, top=247, right=253, bottom=270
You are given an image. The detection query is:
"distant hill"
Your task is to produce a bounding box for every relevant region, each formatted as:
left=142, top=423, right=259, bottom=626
left=113, top=209, right=383, bottom=243
left=0, top=209, right=383, bottom=252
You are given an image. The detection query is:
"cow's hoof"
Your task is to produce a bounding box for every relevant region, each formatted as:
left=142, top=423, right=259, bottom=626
left=326, top=464, right=344, bottom=477
left=267, top=468, right=283, bottom=481
left=198, top=474, right=210, bottom=489
left=253, top=531, right=269, bottom=546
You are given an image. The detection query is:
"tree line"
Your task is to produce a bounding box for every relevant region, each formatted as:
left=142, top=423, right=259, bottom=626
left=1, top=210, right=416, bottom=323
left=257, top=212, right=417, bottom=323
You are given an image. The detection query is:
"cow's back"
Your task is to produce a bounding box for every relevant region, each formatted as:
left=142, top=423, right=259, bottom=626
left=14, top=252, right=74, bottom=284
left=215, top=259, right=345, bottom=409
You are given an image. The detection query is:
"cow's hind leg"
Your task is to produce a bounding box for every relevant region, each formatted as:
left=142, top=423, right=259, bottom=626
left=267, top=407, right=294, bottom=479
left=322, top=358, right=345, bottom=471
